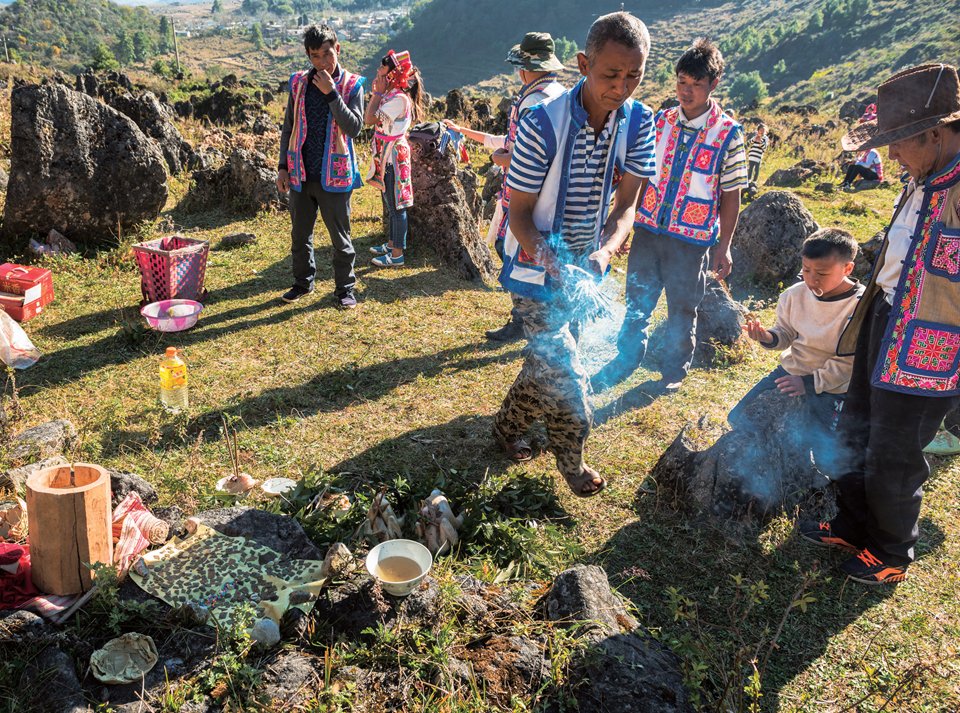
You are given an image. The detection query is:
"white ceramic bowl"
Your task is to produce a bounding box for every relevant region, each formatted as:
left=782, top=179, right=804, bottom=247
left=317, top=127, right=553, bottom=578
left=365, top=539, right=433, bottom=596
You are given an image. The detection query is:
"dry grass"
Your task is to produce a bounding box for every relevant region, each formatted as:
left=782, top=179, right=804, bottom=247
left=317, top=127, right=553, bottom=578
left=0, top=71, right=957, bottom=710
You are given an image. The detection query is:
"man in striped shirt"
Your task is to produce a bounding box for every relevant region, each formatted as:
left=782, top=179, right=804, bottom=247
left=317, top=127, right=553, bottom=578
left=493, top=12, right=656, bottom=497
left=595, top=38, right=748, bottom=394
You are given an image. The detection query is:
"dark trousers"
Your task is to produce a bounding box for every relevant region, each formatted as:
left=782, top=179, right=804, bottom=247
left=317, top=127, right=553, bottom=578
left=288, top=181, right=356, bottom=295
left=729, top=365, right=847, bottom=476
left=834, top=292, right=959, bottom=564
left=843, top=164, right=878, bottom=184
left=747, top=160, right=761, bottom=183
left=616, top=226, right=709, bottom=382
left=381, top=165, right=408, bottom=250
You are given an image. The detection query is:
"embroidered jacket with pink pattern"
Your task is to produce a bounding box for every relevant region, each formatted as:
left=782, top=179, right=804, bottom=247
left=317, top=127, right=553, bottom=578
left=634, top=100, right=739, bottom=246
left=286, top=69, right=364, bottom=193
left=838, top=151, right=960, bottom=396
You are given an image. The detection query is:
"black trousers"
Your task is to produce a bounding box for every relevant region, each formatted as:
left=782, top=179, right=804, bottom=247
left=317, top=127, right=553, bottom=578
left=844, top=164, right=878, bottom=184
left=288, top=181, right=356, bottom=295
left=615, top=226, right=709, bottom=382
left=747, top=160, right=761, bottom=183
left=833, top=292, right=959, bottom=564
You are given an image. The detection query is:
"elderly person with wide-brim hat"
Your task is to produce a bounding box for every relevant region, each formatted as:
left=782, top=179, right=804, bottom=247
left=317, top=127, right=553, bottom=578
left=445, top=33, right=566, bottom=343
left=798, top=63, right=960, bottom=585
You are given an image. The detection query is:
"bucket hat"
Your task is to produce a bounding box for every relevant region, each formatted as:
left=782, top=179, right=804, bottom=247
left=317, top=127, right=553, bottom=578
left=505, top=32, right=565, bottom=72
left=842, top=63, right=960, bottom=151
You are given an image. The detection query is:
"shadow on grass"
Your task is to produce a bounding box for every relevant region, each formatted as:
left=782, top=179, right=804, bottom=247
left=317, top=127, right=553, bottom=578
left=592, top=378, right=666, bottom=427
left=97, top=340, right=522, bottom=456
left=594, top=482, right=948, bottom=710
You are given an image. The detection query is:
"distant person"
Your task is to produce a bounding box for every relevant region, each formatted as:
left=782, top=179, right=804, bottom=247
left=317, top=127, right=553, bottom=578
left=277, top=24, right=365, bottom=309
left=859, top=102, right=877, bottom=123
left=366, top=49, right=424, bottom=268
left=747, top=123, right=767, bottom=183
left=593, top=37, right=748, bottom=394
left=798, top=63, right=960, bottom=585
left=732, top=229, right=863, bottom=475
left=443, top=32, right=566, bottom=342
left=494, top=11, right=656, bottom=497
left=840, top=148, right=883, bottom=189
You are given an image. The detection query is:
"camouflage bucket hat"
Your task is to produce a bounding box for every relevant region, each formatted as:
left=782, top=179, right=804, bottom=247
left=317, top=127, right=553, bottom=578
left=505, top=32, right=565, bottom=72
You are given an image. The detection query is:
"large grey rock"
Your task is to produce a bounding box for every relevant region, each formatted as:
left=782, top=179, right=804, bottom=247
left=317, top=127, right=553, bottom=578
left=407, top=138, right=497, bottom=282
left=181, top=148, right=282, bottom=214
left=9, top=420, right=77, bottom=463
left=23, top=647, right=90, bottom=713
left=104, top=91, right=196, bottom=175
left=729, top=190, right=820, bottom=289
left=540, top=565, right=637, bottom=635
left=652, top=390, right=830, bottom=520
left=1, top=455, right=69, bottom=490
left=765, top=159, right=828, bottom=187
left=3, top=83, right=167, bottom=247
left=540, top=565, right=692, bottom=713
left=650, top=276, right=747, bottom=368
left=109, top=469, right=158, bottom=505
left=0, top=610, right=56, bottom=644
left=853, top=231, right=883, bottom=280
left=189, top=506, right=323, bottom=560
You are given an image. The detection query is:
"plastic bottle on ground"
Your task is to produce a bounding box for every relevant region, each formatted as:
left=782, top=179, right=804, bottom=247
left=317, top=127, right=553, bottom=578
left=159, top=347, right=188, bottom=412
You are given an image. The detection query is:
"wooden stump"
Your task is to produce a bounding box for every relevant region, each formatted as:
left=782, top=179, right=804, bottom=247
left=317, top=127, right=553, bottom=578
left=26, top=463, right=113, bottom=595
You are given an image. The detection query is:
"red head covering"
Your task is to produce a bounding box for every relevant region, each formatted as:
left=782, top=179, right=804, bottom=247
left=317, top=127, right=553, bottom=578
left=385, top=49, right=414, bottom=90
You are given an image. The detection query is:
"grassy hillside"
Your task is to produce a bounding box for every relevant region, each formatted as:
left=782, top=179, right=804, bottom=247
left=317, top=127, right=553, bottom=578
left=383, top=0, right=956, bottom=109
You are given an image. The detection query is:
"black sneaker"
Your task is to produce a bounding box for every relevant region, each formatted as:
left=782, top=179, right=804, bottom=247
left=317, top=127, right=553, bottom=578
left=485, top=318, right=523, bottom=342
left=839, top=548, right=908, bottom=585
left=796, top=519, right=859, bottom=552
left=337, top=291, right=357, bottom=310
left=281, top=285, right=313, bottom=303
left=657, top=378, right=683, bottom=394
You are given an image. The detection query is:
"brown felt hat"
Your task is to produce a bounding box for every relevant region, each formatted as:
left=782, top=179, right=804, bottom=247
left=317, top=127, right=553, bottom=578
left=842, top=63, right=960, bottom=151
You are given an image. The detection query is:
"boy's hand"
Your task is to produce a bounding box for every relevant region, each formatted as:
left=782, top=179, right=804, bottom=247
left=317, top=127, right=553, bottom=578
left=587, top=246, right=614, bottom=275
left=775, top=374, right=806, bottom=396
left=742, top=317, right=772, bottom=344
left=276, top=168, right=290, bottom=194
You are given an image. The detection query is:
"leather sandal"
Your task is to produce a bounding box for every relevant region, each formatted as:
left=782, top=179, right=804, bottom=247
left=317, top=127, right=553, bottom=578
left=496, top=433, right=534, bottom=462
left=564, top=466, right=607, bottom=498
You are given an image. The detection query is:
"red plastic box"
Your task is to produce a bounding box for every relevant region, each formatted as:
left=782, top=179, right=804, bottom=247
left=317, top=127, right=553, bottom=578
left=0, top=263, right=55, bottom=322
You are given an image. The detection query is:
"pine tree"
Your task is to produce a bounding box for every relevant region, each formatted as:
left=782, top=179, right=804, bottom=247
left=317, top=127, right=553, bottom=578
left=212, top=0, right=223, bottom=14
left=91, top=42, right=119, bottom=71
left=115, top=30, right=134, bottom=66
left=251, top=22, right=265, bottom=50
left=133, top=30, right=152, bottom=63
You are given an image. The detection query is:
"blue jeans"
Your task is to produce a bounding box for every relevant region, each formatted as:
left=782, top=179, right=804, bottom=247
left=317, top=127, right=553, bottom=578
left=729, top=365, right=847, bottom=477
left=382, top=165, right=408, bottom=250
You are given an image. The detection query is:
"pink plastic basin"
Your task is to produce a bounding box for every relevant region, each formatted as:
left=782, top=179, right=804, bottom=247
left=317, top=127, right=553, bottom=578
left=141, top=299, right=203, bottom=332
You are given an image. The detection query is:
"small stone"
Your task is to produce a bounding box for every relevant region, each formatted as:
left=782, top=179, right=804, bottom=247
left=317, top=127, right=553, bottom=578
left=815, top=182, right=836, bottom=193
left=249, top=618, right=281, bottom=648
left=217, top=232, right=258, bottom=249
left=109, top=470, right=158, bottom=505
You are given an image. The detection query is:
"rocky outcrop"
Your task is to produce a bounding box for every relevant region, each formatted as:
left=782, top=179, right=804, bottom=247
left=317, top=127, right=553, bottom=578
left=652, top=390, right=831, bottom=520
left=407, top=138, right=497, bottom=281
left=3, top=83, right=168, bottom=247
left=538, top=565, right=693, bottom=713
left=729, top=190, right=820, bottom=290
left=766, top=159, right=829, bottom=187
left=104, top=91, right=196, bottom=174
left=180, top=148, right=282, bottom=214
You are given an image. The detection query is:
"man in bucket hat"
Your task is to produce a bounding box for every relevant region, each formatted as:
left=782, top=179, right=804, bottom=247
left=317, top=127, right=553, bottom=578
left=798, top=63, right=960, bottom=585
left=446, top=32, right=566, bottom=342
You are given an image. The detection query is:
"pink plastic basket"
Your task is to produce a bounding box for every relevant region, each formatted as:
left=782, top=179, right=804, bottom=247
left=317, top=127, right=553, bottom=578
left=132, top=235, right=209, bottom=304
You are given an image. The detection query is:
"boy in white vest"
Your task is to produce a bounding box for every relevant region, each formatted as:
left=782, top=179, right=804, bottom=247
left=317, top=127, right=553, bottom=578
left=494, top=12, right=656, bottom=497
left=594, top=38, right=748, bottom=393
left=277, top=24, right=365, bottom=309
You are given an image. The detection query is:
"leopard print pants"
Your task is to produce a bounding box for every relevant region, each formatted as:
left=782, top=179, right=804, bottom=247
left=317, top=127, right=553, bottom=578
left=494, top=295, right=592, bottom=479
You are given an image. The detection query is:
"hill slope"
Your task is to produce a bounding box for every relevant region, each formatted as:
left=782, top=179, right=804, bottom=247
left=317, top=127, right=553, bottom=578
left=377, top=0, right=957, bottom=108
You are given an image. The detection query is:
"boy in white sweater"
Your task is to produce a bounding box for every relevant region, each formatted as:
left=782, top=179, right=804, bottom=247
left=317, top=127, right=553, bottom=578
left=730, top=229, right=864, bottom=474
